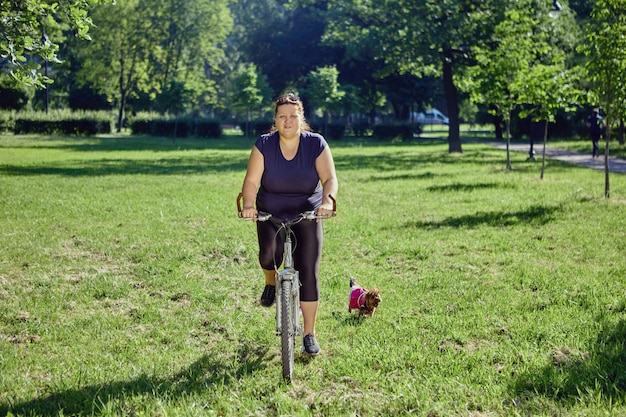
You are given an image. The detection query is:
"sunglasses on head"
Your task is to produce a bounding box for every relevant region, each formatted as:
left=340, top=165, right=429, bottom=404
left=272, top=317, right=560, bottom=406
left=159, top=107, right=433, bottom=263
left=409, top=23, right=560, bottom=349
left=276, top=94, right=300, bottom=105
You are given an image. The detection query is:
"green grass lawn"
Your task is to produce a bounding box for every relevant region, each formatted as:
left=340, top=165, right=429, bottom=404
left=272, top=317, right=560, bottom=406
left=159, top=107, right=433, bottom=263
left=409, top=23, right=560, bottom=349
left=1, top=133, right=625, bottom=416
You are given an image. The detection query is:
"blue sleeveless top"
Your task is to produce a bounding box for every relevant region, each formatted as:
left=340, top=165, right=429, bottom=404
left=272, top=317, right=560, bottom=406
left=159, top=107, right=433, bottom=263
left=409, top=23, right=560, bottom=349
left=255, top=131, right=327, bottom=219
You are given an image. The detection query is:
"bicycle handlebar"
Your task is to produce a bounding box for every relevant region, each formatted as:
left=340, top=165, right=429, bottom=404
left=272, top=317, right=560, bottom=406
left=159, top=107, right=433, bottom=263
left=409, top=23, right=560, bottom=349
left=237, top=192, right=336, bottom=221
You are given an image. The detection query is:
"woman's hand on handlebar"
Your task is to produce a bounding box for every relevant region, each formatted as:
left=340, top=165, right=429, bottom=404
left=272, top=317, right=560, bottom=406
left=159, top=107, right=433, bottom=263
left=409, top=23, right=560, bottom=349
left=315, top=194, right=337, bottom=221
left=241, top=207, right=258, bottom=220
left=315, top=204, right=335, bottom=219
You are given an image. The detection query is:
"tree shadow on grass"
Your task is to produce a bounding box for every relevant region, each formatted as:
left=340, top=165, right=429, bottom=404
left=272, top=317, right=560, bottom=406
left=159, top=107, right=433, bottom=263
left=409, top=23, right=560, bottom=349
left=0, top=343, right=269, bottom=416
left=1, top=137, right=583, bottom=179
left=425, top=181, right=514, bottom=193
left=2, top=135, right=255, bottom=153
left=403, top=204, right=562, bottom=229
left=0, top=155, right=249, bottom=177
left=510, top=318, right=626, bottom=414
left=334, top=148, right=511, bottom=174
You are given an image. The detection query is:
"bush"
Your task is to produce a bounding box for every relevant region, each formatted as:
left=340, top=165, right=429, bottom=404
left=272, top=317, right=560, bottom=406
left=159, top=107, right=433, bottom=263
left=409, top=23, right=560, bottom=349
left=130, top=119, right=153, bottom=135
left=0, top=111, right=16, bottom=132
left=194, top=120, right=222, bottom=138
left=325, top=123, right=346, bottom=140
left=372, top=123, right=413, bottom=141
left=308, top=122, right=346, bottom=140
left=12, top=111, right=112, bottom=135
left=129, top=114, right=222, bottom=138
left=152, top=119, right=190, bottom=138
left=246, top=120, right=273, bottom=137
left=350, top=121, right=371, bottom=137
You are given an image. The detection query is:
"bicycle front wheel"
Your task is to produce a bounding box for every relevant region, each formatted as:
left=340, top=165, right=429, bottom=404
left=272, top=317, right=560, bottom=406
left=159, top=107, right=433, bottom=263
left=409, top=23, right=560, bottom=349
left=280, top=278, right=295, bottom=381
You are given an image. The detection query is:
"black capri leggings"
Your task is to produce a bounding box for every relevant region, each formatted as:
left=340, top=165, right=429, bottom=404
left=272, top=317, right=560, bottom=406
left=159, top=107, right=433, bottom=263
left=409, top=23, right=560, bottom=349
left=256, top=218, right=323, bottom=302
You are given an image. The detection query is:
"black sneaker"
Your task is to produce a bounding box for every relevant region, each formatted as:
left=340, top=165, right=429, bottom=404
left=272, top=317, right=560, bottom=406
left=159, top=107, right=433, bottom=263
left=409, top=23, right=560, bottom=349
left=260, top=285, right=275, bottom=307
left=303, top=333, right=320, bottom=355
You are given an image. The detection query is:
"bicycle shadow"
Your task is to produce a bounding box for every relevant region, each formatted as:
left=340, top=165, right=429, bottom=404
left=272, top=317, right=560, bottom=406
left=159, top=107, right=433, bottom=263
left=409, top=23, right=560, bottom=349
left=1, top=344, right=269, bottom=416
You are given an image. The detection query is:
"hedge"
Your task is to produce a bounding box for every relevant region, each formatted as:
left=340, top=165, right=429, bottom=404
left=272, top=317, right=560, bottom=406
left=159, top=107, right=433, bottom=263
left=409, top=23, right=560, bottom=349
left=128, top=116, right=222, bottom=138
left=372, top=123, right=414, bottom=141
left=13, top=116, right=111, bottom=135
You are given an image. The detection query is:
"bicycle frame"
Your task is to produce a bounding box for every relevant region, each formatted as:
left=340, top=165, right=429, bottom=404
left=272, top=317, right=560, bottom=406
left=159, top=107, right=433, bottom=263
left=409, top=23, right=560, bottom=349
left=237, top=192, right=336, bottom=381
left=275, top=225, right=300, bottom=337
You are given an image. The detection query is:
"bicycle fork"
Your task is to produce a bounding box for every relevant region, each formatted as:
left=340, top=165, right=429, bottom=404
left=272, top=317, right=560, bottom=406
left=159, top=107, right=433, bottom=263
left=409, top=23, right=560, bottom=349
left=275, top=270, right=300, bottom=334
left=275, top=233, right=301, bottom=337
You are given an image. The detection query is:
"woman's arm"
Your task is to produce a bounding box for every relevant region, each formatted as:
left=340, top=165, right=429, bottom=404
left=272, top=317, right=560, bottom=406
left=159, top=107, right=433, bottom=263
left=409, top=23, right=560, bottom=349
left=241, top=146, right=264, bottom=217
left=316, top=146, right=338, bottom=217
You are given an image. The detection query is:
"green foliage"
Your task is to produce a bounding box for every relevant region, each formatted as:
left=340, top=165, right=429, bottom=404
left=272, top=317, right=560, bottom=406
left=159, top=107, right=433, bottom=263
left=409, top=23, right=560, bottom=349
left=231, top=64, right=265, bottom=117
left=305, top=65, right=345, bottom=121
left=0, top=0, right=112, bottom=88
left=470, top=3, right=539, bottom=123
left=580, top=0, right=626, bottom=131
left=230, top=64, right=268, bottom=137
left=0, top=111, right=16, bottom=132
left=75, top=0, right=232, bottom=130
left=468, top=0, right=584, bottom=171
left=579, top=0, right=626, bottom=196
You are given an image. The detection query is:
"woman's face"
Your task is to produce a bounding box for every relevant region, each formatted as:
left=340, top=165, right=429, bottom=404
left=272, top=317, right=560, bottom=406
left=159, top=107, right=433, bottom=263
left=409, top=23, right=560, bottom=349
left=275, top=103, right=301, bottom=139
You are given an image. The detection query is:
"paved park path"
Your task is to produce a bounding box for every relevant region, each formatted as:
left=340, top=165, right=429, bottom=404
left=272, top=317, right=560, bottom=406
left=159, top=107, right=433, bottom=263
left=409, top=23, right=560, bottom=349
left=473, top=140, right=626, bottom=174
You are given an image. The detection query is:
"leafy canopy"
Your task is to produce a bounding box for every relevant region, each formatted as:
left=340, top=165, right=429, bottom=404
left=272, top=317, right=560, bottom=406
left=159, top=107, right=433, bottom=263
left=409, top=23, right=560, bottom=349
left=0, top=0, right=111, bottom=87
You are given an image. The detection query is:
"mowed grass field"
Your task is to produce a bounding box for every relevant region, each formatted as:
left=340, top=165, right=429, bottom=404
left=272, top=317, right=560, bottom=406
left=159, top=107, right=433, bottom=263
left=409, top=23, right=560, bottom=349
left=1, top=133, right=626, bottom=416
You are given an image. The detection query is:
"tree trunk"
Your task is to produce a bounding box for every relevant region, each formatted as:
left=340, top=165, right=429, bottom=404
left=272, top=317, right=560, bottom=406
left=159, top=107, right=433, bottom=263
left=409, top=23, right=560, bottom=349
left=117, top=89, right=127, bottom=133
left=505, top=115, right=511, bottom=171
left=540, top=120, right=548, bottom=180
left=442, top=52, right=462, bottom=153
left=604, top=83, right=612, bottom=198
left=493, top=112, right=503, bottom=141
left=619, top=119, right=624, bottom=145
left=604, top=131, right=610, bottom=198
left=246, top=108, right=251, bottom=138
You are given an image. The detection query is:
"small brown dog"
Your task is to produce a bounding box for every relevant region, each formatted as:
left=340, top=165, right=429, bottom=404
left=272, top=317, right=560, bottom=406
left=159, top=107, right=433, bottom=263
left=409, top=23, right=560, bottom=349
left=348, top=276, right=381, bottom=316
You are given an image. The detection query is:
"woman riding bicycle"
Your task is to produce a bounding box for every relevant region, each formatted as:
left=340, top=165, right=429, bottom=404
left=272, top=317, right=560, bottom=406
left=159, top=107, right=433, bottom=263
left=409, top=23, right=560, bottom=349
left=240, top=93, right=338, bottom=355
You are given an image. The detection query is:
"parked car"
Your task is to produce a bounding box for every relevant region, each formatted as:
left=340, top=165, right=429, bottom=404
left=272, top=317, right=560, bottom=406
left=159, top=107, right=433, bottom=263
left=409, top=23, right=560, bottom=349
left=410, top=108, right=449, bottom=125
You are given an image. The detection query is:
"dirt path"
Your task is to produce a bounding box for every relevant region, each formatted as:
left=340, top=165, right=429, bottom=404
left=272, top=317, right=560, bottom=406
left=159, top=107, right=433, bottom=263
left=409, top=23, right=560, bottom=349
left=474, top=140, right=626, bottom=173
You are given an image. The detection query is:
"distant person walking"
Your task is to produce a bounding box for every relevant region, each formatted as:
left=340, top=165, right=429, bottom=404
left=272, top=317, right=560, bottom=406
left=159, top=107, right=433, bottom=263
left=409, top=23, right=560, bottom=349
left=586, top=108, right=604, bottom=158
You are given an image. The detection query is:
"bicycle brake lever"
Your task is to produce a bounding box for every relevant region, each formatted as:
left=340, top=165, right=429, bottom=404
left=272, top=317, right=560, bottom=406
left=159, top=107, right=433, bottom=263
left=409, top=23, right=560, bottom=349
left=256, top=212, right=272, bottom=221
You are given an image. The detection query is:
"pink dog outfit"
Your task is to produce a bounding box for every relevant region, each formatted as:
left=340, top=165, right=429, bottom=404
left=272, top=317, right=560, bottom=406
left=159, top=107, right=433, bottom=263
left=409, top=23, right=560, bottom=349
left=349, top=286, right=373, bottom=315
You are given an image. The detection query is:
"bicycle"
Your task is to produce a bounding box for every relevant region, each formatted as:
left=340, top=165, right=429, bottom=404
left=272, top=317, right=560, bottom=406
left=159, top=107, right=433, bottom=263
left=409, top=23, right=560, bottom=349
left=237, top=192, right=336, bottom=382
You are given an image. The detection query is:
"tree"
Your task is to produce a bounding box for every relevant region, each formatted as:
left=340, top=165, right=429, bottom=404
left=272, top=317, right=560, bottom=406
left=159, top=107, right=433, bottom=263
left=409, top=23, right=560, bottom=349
left=231, top=0, right=343, bottom=95
left=469, top=0, right=581, bottom=173
left=75, top=0, right=153, bottom=132
left=322, top=0, right=506, bottom=153
left=580, top=0, right=626, bottom=198
left=74, top=0, right=232, bottom=131
left=143, top=0, right=232, bottom=113
left=305, top=66, right=344, bottom=123
left=231, top=64, right=266, bottom=137
left=517, top=64, right=582, bottom=179
left=469, top=5, right=539, bottom=170
left=0, top=0, right=111, bottom=88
